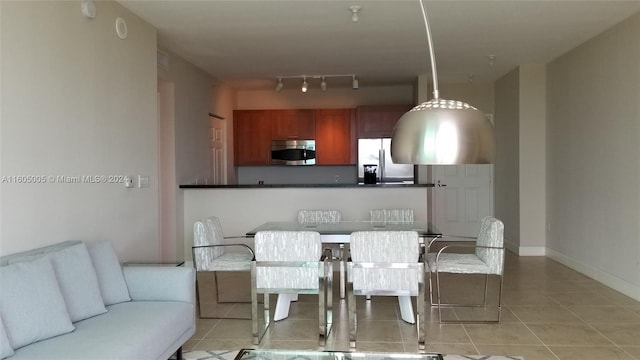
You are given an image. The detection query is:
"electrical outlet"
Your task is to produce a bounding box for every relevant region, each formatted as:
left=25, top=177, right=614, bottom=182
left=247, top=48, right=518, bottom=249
left=138, top=175, right=150, bottom=188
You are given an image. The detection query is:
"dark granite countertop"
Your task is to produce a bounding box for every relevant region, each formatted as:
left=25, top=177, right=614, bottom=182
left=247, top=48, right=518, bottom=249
left=179, top=183, right=434, bottom=189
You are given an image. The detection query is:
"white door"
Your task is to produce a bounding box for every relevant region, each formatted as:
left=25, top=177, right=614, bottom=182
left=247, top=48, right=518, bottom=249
left=431, top=164, right=494, bottom=237
left=210, top=118, right=226, bottom=185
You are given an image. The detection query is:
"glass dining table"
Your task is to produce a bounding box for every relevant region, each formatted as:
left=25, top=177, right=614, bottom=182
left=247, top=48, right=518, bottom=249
left=245, top=221, right=440, bottom=324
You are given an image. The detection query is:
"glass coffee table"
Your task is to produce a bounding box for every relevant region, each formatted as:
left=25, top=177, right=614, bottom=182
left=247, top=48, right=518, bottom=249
left=234, top=349, right=444, bottom=360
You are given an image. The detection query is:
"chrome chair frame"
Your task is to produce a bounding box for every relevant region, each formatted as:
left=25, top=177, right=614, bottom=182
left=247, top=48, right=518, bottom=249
left=346, top=231, right=425, bottom=350
left=426, top=217, right=505, bottom=323
left=251, top=234, right=333, bottom=346
left=192, top=217, right=255, bottom=320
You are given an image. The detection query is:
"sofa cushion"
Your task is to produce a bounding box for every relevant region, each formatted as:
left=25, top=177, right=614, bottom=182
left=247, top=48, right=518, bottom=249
left=0, top=317, right=14, bottom=359
left=0, top=257, right=74, bottom=349
left=48, top=243, right=107, bottom=322
left=86, top=241, right=131, bottom=305
left=8, top=301, right=195, bottom=360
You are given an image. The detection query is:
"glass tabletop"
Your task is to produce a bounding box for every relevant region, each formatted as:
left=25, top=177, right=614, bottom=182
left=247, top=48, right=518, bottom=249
left=246, top=221, right=440, bottom=237
left=234, top=348, right=444, bottom=360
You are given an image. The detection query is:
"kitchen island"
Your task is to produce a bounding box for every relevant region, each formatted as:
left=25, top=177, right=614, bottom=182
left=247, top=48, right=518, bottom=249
left=180, top=183, right=432, bottom=260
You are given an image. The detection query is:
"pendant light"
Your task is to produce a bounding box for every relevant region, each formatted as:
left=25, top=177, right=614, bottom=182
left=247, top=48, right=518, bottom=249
left=390, top=0, right=495, bottom=165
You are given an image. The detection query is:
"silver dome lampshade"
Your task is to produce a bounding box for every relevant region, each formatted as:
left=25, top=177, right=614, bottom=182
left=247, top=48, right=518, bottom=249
left=391, top=99, right=495, bottom=164
left=391, top=0, right=496, bottom=165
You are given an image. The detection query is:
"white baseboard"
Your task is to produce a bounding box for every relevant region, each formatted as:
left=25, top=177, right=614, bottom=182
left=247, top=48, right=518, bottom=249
left=546, top=248, right=640, bottom=302
left=505, top=240, right=546, bottom=256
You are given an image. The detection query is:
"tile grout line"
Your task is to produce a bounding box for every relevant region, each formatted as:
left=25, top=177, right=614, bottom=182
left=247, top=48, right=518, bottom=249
left=503, top=303, right=561, bottom=360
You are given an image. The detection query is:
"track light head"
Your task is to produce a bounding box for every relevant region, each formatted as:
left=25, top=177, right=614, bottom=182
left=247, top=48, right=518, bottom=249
left=352, top=75, right=359, bottom=89
left=301, top=76, right=308, bottom=93
left=350, top=5, right=361, bottom=23
left=275, top=78, right=283, bottom=92
left=320, top=76, right=327, bottom=91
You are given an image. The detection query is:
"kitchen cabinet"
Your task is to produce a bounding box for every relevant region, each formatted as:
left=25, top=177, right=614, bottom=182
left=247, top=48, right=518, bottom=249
left=271, top=109, right=315, bottom=140
left=315, top=109, right=355, bottom=165
left=233, top=110, right=272, bottom=165
left=356, top=105, right=413, bottom=138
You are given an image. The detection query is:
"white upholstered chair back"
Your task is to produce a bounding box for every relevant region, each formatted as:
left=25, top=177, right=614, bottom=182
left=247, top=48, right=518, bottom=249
left=254, top=231, right=322, bottom=290
left=475, top=217, right=505, bottom=275
left=369, top=208, right=414, bottom=224
left=349, top=231, right=420, bottom=293
left=193, top=216, right=225, bottom=271
left=297, top=210, right=342, bottom=224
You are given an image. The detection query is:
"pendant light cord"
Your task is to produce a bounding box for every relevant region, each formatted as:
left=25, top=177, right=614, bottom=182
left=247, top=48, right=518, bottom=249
left=419, top=0, right=439, bottom=100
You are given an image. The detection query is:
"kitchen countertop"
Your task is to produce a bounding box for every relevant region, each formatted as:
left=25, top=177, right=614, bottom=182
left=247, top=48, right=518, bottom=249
left=179, top=183, right=434, bottom=189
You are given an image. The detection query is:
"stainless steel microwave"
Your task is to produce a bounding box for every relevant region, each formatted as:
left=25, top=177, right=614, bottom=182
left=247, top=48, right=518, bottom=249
left=271, top=140, right=316, bottom=165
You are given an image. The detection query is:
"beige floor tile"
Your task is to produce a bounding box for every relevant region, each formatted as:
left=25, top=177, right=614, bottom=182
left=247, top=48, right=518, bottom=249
left=205, top=319, right=254, bottom=340
left=503, top=290, right=559, bottom=306
left=452, top=306, right=516, bottom=323
left=548, top=345, right=634, bottom=359
left=548, top=291, right=617, bottom=306
left=566, top=306, right=640, bottom=323
left=191, top=318, right=220, bottom=339
left=424, top=343, right=478, bottom=355
left=527, top=323, right=613, bottom=346
left=181, top=339, right=200, bottom=351
left=621, top=346, right=640, bottom=359
left=475, top=345, right=558, bottom=360
left=268, top=319, right=323, bottom=341
left=430, top=324, right=473, bottom=344
left=350, top=319, right=404, bottom=342
left=349, top=341, right=406, bottom=353
left=463, top=323, right=542, bottom=345
left=193, top=339, right=255, bottom=351
left=592, top=323, right=640, bottom=346
left=508, top=305, right=583, bottom=324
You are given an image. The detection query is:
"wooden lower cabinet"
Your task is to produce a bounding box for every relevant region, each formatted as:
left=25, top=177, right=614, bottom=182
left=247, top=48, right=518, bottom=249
left=233, top=110, right=271, bottom=165
left=315, top=109, right=355, bottom=165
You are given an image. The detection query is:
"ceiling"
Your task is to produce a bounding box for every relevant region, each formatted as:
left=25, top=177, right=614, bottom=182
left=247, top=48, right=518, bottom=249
left=118, top=0, right=640, bottom=91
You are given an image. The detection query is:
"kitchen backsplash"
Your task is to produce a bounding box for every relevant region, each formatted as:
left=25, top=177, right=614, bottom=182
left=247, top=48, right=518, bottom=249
left=237, top=165, right=357, bottom=185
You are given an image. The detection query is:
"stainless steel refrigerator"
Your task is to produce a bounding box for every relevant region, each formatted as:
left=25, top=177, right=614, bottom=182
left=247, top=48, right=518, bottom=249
left=357, top=138, right=414, bottom=183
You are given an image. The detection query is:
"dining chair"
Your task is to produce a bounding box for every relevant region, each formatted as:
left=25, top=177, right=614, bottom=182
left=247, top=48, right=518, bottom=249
left=426, top=216, right=505, bottom=323
left=251, top=230, right=333, bottom=346
left=346, top=231, right=425, bottom=350
left=297, top=209, right=346, bottom=298
left=369, top=208, right=414, bottom=224
left=192, top=216, right=255, bottom=319
left=297, top=209, right=342, bottom=224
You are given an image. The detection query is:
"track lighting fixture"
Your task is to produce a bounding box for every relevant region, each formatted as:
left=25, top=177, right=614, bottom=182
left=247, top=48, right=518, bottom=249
left=273, top=74, right=357, bottom=92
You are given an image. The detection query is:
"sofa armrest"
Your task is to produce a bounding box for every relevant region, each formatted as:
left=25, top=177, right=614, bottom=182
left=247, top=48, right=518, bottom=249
left=122, top=266, right=195, bottom=304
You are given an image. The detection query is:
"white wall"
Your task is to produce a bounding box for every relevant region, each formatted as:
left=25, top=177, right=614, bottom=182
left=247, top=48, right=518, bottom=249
left=0, top=1, right=159, bottom=261
left=546, top=12, right=640, bottom=300
left=182, top=187, right=430, bottom=259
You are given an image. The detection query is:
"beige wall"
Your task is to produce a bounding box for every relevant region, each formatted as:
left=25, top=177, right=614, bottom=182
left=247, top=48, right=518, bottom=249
left=518, top=65, right=546, bottom=252
left=494, top=68, right=521, bottom=251
left=546, top=12, right=640, bottom=299
left=0, top=1, right=159, bottom=260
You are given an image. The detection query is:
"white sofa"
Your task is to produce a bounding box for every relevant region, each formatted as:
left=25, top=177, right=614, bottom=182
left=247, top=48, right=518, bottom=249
left=0, top=241, right=195, bottom=360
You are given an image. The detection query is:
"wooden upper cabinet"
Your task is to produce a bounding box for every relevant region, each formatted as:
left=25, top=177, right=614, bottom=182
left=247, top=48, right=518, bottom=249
left=315, top=109, right=355, bottom=165
left=356, top=105, right=413, bottom=138
left=233, top=110, right=272, bottom=165
left=271, top=109, right=315, bottom=140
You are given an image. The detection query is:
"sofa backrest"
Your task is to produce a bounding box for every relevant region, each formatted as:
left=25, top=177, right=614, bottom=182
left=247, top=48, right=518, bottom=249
left=0, top=241, right=81, bottom=266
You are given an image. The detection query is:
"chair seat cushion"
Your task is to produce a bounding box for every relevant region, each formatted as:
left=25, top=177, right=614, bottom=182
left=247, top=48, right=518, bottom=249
left=426, top=253, right=490, bottom=274
left=207, top=252, right=253, bottom=271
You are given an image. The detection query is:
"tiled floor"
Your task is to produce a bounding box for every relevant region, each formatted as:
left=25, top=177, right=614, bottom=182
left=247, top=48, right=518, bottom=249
left=185, top=252, right=640, bottom=359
